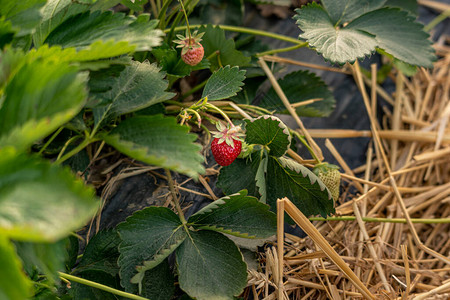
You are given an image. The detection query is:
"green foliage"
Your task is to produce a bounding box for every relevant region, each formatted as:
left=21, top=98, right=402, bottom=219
left=102, top=115, right=205, bottom=178
left=260, top=70, right=336, bottom=117
left=294, top=1, right=436, bottom=67
left=218, top=116, right=334, bottom=217
left=202, top=65, right=246, bottom=101
left=0, top=148, right=99, bottom=242
left=15, top=239, right=67, bottom=285
left=44, top=11, right=163, bottom=52
left=267, top=156, right=334, bottom=217
left=188, top=190, right=277, bottom=238
left=0, top=47, right=88, bottom=150
left=245, top=115, right=291, bottom=157
left=0, top=0, right=46, bottom=38
left=198, top=24, right=250, bottom=69
left=0, top=236, right=32, bottom=299
left=117, top=207, right=186, bottom=291
left=176, top=230, right=247, bottom=300
left=91, top=60, right=174, bottom=130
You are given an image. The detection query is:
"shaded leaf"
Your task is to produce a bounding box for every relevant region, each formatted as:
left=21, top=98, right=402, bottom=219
left=14, top=239, right=67, bottom=285
left=135, top=259, right=175, bottom=300
left=189, top=190, right=277, bottom=238
left=202, top=66, right=246, bottom=101
left=102, top=115, right=205, bottom=179
left=70, top=271, right=121, bottom=300
left=266, top=156, right=334, bottom=217
left=216, top=152, right=261, bottom=197
left=92, top=60, right=174, bottom=130
left=260, top=70, right=336, bottom=117
left=117, top=207, right=186, bottom=291
left=0, top=0, right=46, bottom=37
left=75, top=230, right=121, bottom=277
left=198, top=24, right=250, bottom=69
left=0, top=236, right=32, bottom=299
left=0, top=147, right=99, bottom=242
left=176, top=230, right=247, bottom=300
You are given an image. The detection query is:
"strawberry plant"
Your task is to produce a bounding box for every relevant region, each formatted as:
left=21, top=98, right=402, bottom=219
left=0, top=0, right=436, bottom=299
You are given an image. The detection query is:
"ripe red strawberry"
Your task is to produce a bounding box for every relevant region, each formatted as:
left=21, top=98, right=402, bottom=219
left=211, top=138, right=242, bottom=166
left=210, top=123, right=245, bottom=166
left=173, top=30, right=205, bottom=66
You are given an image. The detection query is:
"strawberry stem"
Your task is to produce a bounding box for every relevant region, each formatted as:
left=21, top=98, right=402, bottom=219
left=205, top=102, right=234, bottom=127
left=292, top=130, right=321, bottom=164
left=178, top=0, right=192, bottom=41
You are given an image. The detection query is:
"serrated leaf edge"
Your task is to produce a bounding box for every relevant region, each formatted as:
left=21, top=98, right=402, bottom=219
left=278, top=156, right=332, bottom=200
left=248, top=115, right=292, bottom=155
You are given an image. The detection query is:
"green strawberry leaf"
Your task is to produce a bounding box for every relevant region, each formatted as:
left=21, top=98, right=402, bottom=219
left=0, top=47, right=88, bottom=151
left=198, top=24, right=250, bottom=70
left=117, top=207, right=187, bottom=291
left=294, top=2, right=435, bottom=67
left=321, top=0, right=386, bottom=25
left=102, top=115, right=205, bottom=179
left=70, top=271, right=122, bottom=300
left=216, top=152, right=261, bottom=197
left=0, top=0, right=46, bottom=37
left=260, top=70, right=336, bottom=117
left=0, top=147, right=99, bottom=242
left=176, top=230, right=247, bottom=300
left=202, top=65, right=246, bottom=101
left=245, top=115, right=291, bottom=157
left=385, top=0, right=417, bottom=15
left=74, top=230, right=121, bottom=277
left=266, top=156, right=334, bottom=217
left=0, top=236, right=32, bottom=299
left=188, top=190, right=277, bottom=238
left=34, top=0, right=91, bottom=47
left=14, top=239, right=67, bottom=285
left=91, top=60, right=175, bottom=131
left=44, top=11, right=163, bottom=52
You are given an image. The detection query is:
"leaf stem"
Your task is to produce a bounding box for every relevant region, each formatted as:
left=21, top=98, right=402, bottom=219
left=424, top=9, right=450, bottom=32
left=38, top=127, right=64, bottom=155
left=205, top=102, right=234, bottom=126
left=178, top=0, right=191, bottom=40
left=166, top=25, right=307, bottom=45
left=58, top=272, right=149, bottom=300
left=292, top=130, right=321, bottom=164
left=309, top=216, right=450, bottom=224
left=256, top=43, right=307, bottom=57
left=56, top=137, right=98, bottom=165
left=182, top=79, right=207, bottom=98
left=165, top=169, right=188, bottom=225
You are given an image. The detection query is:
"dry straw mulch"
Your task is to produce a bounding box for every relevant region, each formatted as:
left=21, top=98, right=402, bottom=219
left=245, top=35, right=450, bottom=299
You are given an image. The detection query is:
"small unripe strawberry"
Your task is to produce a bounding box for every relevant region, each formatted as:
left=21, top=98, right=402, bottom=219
left=313, top=163, right=341, bottom=201
left=173, top=30, right=205, bottom=66
left=210, top=123, right=245, bottom=166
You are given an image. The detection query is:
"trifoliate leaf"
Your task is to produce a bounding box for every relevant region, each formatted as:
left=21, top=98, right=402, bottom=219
left=202, top=65, right=246, bottom=101
left=294, top=1, right=436, bottom=67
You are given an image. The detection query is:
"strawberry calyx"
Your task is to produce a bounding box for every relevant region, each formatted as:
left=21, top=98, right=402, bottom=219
left=313, top=162, right=340, bottom=175
left=210, top=123, right=245, bottom=149
left=173, top=30, right=205, bottom=55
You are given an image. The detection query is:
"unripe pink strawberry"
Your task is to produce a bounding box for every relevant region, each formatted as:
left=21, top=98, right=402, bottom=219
left=181, top=45, right=204, bottom=66
left=210, top=123, right=245, bottom=166
left=173, top=30, right=205, bottom=66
